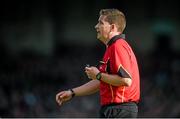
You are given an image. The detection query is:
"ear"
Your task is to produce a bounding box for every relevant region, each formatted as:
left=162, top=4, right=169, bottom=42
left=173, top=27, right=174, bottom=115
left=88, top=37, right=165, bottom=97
left=110, top=24, right=117, bottom=32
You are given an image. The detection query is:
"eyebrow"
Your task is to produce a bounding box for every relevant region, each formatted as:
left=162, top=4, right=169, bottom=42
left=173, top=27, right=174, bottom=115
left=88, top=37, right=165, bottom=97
left=99, top=19, right=103, bottom=24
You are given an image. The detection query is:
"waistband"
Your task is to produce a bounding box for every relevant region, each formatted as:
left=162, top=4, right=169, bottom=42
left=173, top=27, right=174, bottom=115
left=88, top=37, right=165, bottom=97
left=101, top=102, right=137, bottom=108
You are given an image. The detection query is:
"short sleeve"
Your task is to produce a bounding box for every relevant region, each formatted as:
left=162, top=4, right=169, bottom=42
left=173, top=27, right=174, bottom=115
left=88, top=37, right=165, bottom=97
left=110, top=41, right=131, bottom=78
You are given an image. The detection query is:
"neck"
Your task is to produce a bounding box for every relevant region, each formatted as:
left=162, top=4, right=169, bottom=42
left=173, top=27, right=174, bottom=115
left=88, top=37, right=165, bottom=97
left=105, top=32, right=121, bottom=45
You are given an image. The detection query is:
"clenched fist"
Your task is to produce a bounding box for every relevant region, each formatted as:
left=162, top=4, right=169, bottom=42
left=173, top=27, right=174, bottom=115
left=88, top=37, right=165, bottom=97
left=56, top=90, right=73, bottom=106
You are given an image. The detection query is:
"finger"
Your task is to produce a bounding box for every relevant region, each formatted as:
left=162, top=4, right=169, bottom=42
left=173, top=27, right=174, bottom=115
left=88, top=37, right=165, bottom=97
left=56, top=94, right=60, bottom=102
left=59, top=92, right=67, bottom=98
left=85, top=67, right=91, bottom=71
left=56, top=92, right=62, bottom=101
left=57, top=101, right=62, bottom=106
left=85, top=70, right=90, bottom=75
left=86, top=74, right=90, bottom=79
left=85, top=71, right=90, bottom=77
left=57, top=99, right=62, bottom=105
left=86, top=64, right=90, bottom=67
left=58, top=93, right=70, bottom=106
left=58, top=99, right=63, bottom=106
left=56, top=91, right=65, bottom=102
left=84, top=68, right=88, bottom=72
left=56, top=95, right=65, bottom=106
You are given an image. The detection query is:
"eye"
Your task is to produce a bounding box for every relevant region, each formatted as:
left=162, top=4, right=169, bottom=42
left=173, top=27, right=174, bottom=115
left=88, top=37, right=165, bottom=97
left=99, top=20, right=103, bottom=25
left=100, top=21, right=103, bottom=25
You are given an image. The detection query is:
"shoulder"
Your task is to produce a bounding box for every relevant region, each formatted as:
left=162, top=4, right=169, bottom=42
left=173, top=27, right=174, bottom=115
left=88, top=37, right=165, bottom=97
left=111, top=39, right=133, bottom=56
left=111, top=39, right=129, bottom=49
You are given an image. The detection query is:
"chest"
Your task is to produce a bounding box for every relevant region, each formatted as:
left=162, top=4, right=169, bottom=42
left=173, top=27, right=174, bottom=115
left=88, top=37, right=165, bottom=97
left=98, top=48, right=111, bottom=73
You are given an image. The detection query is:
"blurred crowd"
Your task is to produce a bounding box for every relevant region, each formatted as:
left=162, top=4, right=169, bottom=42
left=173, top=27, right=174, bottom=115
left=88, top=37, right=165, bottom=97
left=0, top=34, right=180, bottom=118
left=138, top=34, right=180, bottom=117
left=0, top=44, right=102, bottom=117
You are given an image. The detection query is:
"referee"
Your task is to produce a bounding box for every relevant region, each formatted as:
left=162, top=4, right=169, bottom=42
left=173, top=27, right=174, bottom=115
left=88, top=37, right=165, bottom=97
left=56, top=9, right=140, bottom=118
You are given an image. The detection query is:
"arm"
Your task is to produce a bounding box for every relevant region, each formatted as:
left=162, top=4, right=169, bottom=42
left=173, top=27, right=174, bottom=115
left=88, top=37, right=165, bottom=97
left=72, top=79, right=100, bottom=96
left=85, top=66, right=131, bottom=87
left=100, top=72, right=131, bottom=87
left=56, top=80, right=99, bottom=106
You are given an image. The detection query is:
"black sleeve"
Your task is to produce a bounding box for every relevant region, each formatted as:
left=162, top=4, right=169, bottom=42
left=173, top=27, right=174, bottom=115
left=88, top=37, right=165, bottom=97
left=117, top=66, right=131, bottom=78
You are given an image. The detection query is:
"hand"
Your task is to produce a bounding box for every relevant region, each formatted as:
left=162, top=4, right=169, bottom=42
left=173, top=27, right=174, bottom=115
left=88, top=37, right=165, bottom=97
left=85, top=66, right=100, bottom=80
left=56, top=90, right=72, bottom=106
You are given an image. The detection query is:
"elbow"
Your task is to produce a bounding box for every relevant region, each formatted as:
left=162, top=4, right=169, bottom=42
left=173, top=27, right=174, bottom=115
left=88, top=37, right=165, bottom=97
left=124, top=78, right=132, bottom=87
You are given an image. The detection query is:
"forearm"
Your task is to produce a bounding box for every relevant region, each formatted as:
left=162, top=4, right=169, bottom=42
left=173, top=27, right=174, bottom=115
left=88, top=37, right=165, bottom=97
left=72, top=80, right=100, bottom=96
left=101, top=73, right=132, bottom=87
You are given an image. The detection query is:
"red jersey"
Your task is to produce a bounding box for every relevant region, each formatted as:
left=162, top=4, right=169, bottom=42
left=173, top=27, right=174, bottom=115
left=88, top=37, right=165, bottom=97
left=98, top=34, right=140, bottom=106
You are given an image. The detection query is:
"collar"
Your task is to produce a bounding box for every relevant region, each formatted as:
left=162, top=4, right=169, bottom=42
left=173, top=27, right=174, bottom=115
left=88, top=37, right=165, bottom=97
left=107, top=34, right=125, bottom=46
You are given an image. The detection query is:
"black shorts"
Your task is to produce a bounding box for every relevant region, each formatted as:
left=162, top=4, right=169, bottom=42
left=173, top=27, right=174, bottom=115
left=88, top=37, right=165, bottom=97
left=99, top=102, right=138, bottom=118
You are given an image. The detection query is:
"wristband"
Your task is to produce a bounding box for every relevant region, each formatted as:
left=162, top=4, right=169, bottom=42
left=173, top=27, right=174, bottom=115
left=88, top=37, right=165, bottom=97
left=70, top=89, right=75, bottom=98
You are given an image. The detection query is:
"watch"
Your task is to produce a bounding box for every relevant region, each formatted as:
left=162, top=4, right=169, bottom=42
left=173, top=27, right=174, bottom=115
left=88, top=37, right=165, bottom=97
left=69, top=89, right=75, bottom=98
left=96, top=72, right=102, bottom=80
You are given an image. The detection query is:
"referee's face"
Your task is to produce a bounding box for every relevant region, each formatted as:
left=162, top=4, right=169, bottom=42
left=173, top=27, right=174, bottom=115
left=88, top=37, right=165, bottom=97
left=95, top=15, right=111, bottom=44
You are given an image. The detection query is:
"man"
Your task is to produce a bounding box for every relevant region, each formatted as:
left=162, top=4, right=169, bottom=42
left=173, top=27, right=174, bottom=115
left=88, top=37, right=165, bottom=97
left=56, top=9, right=140, bottom=118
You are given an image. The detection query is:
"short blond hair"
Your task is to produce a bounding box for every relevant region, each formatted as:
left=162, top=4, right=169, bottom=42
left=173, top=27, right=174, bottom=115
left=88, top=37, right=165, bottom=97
left=100, top=9, right=126, bottom=32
